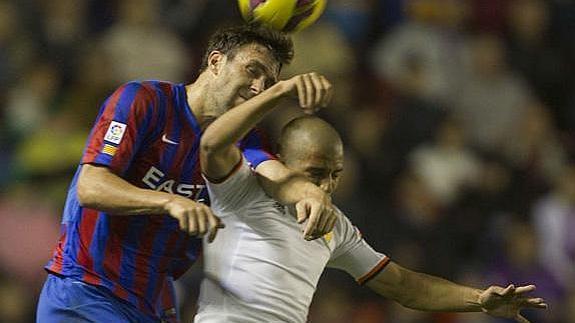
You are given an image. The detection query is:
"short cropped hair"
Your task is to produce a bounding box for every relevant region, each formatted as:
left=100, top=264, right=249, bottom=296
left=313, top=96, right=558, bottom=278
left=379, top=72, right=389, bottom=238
left=200, top=25, right=294, bottom=71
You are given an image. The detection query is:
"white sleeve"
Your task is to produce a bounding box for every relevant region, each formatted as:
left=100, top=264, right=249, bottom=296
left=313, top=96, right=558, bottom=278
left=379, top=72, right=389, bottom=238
left=327, top=210, right=390, bottom=285
left=203, top=155, right=260, bottom=214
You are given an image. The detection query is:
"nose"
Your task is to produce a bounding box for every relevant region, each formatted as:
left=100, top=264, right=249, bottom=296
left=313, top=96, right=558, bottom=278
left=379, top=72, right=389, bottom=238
left=319, top=178, right=335, bottom=195
left=250, top=77, right=266, bottom=95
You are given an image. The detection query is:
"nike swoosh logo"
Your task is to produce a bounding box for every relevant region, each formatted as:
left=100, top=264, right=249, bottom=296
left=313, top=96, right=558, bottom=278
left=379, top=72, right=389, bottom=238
left=161, top=134, right=179, bottom=145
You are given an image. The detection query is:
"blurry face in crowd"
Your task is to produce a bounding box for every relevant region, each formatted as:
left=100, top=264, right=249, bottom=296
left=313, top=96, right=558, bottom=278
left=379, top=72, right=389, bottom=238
left=207, top=43, right=280, bottom=116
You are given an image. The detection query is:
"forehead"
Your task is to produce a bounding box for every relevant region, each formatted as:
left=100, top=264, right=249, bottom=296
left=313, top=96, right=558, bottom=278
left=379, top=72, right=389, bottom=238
left=297, top=147, right=344, bottom=169
left=232, top=44, right=280, bottom=74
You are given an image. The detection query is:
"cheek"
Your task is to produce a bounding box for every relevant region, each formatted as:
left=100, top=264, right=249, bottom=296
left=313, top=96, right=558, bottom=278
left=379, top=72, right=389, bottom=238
left=333, top=178, right=342, bottom=190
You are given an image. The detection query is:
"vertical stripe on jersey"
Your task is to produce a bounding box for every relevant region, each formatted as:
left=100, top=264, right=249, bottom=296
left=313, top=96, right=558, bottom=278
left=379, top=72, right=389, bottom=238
left=77, top=208, right=101, bottom=285
left=118, top=216, right=148, bottom=305
left=104, top=216, right=131, bottom=299
left=131, top=216, right=163, bottom=312
left=143, top=216, right=173, bottom=306
left=46, top=224, right=68, bottom=273
left=157, top=94, right=178, bottom=172
left=151, top=228, right=182, bottom=303
left=138, top=87, right=186, bottom=307
left=109, top=85, right=155, bottom=175
left=81, top=84, right=129, bottom=165
left=90, top=213, right=113, bottom=290
left=158, top=276, right=178, bottom=321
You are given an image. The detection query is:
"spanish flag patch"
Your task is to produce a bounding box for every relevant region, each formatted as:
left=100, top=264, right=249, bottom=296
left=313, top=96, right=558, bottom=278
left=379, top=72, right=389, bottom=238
left=323, top=231, right=333, bottom=243
left=102, top=144, right=118, bottom=156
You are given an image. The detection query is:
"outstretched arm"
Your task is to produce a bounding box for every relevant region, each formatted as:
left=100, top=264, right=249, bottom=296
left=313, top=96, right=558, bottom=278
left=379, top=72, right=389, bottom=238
left=366, top=262, right=547, bottom=322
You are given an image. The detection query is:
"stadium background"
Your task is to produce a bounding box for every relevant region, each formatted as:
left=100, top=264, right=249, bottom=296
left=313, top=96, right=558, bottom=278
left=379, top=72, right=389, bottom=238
left=0, top=0, right=574, bottom=322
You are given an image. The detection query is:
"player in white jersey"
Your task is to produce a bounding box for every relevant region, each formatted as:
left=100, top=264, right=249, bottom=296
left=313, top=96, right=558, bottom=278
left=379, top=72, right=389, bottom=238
left=196, top=72, right=547, bottom=322
left=197, top=157, right=386, bottom=322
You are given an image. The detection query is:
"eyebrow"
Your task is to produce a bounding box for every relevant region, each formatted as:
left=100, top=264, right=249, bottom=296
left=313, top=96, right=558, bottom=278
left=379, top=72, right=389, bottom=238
left=248, top=60, right=279, bottom=84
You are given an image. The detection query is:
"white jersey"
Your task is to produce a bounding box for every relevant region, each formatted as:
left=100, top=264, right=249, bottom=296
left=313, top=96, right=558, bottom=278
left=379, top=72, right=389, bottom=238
left=194, top=157, right=389, bottom=323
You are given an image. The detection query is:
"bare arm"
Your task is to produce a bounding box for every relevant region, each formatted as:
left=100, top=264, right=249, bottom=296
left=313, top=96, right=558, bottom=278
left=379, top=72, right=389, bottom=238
left=366, top=261, right=547, bottom=322
left=77, top=164, right=222, bottom=241
left=78, top=163, right=174, bottom=215
left=200, top=73, right=336, bottom=239
left=366, top=261, right=482, bottom=312
left=200, top=82, right=286, bottom=180
left=256, top=159, right=337, bottom=239
left=200, top=72, right=332, bottom=180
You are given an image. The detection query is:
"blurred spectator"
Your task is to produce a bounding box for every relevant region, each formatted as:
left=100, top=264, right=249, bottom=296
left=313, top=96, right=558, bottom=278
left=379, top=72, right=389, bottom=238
left=487, top=218, right=564, bottom=322
left=367, top=52, right=447, bottom=193
left=469, top=0, right=509, bottom=33
left=371, top=0, right=469, bottom=105
left=101, top=0, right=189, bottom=82
left=452, top=32, right=530, bottom=154
left=13, top=108, right=87, bottom=188
left=505, top=0, right=574, bottom=133
left=532, top=163, right=575, bottom=291
left=58, top=43, right=115, bottom=128
left=0, top=1, right=19, bottom=87
left=408, top=117, right=481, bottom=206
left=5, top=61, right=62, bottom=141
left=0, top=182, right=60, bottom=287
left=36, top=0, right=88, bottom=81
left=0, top=1, right=36, bottom=88
left=323, top=0, right=375, bottom=46
left=502, top=101, right=567, bottom=207
left=282, top=21, right=356, bottom=130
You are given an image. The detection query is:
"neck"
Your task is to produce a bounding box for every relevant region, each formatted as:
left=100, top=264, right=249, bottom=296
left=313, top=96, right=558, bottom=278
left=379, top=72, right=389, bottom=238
left=185, top=72, right=219, bottom=130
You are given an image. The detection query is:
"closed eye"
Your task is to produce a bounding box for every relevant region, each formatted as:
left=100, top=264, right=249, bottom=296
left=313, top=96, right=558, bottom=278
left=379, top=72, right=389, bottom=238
left=246, top=65, right=259, bottom=77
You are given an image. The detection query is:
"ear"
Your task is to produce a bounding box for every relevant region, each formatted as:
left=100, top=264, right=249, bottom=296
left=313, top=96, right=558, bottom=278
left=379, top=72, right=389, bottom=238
left=207, top=51, right=225, bottom=76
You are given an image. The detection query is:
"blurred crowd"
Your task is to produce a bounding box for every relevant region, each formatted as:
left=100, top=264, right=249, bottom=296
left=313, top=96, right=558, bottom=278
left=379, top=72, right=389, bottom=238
left=0, top=0, right=574, bottom=322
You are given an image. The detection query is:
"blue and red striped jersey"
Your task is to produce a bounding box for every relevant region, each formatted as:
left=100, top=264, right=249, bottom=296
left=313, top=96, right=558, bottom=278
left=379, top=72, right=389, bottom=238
left=44, top=80, right=274, bottom=317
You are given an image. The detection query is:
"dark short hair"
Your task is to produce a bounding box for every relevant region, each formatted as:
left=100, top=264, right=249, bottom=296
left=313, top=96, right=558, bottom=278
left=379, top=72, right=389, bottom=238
left=200, top=24, right=294, bottom=71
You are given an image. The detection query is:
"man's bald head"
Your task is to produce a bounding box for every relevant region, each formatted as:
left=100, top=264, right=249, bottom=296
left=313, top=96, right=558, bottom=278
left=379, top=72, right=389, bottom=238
left=278, top=116, right=343, bottom=160
left=278, top=116, right=344, bottom=195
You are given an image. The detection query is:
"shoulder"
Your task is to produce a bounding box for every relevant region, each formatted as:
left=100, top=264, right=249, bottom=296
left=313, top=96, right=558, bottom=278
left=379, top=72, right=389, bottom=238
left=118, top=80, right=178, bottom=99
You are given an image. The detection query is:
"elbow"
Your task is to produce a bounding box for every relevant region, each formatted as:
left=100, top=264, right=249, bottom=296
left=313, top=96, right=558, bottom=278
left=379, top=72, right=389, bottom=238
left=76, top=166, right=101, bottom=208
left=199, top=136, right=222, bottom=157
left=77, top=177, right=96, bottom=208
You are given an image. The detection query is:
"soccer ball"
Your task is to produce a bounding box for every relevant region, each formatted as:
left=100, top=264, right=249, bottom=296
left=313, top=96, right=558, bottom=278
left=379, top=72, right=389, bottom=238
left=238, top=0, right=327, bottom=33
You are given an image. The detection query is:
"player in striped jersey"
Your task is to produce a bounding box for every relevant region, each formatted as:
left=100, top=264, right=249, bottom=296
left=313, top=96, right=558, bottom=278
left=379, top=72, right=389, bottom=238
left=36, top=25, right=337, bottom=322
left=197, top=110, right=548, bottom=321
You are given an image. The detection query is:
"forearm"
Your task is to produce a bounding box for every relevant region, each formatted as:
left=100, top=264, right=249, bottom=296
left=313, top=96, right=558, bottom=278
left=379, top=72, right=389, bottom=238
left=256, top=160, right=326, bottom=205
left=78, top=164, right=173, bottom=215
left=201, top=83, right=285, bottom=153
left=368, top=263, right=483, bottom=312
left=401, top=271, right=483, bottom=312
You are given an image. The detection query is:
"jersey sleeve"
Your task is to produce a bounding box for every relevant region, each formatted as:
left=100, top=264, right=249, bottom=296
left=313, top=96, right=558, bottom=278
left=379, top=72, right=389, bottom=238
left=81, top=82, right=158, bottom=175
left=327, top=210, right=391, bottom=285
left=238, top=128, right=276, bottom=169
left=203, top=155, right=262, bottom=214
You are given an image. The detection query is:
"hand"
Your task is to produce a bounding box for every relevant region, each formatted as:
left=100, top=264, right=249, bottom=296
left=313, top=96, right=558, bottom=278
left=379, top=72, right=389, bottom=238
left=479, top=284, right=548, bottom=323
left=295, top=196, right=338, bottom=241
left=164, top=195, right=224, bottom=242
left=279, top=72, right=333, bottom=114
